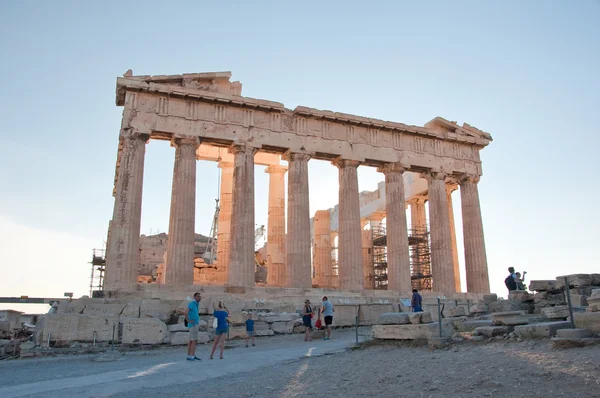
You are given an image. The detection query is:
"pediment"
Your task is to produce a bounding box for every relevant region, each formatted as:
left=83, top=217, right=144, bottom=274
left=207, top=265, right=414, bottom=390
left=425, top=117, right=492, bottom=142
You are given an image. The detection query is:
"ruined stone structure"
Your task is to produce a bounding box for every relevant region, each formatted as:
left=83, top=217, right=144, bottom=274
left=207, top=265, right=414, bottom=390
left=106, top=71, right=492, bottom=295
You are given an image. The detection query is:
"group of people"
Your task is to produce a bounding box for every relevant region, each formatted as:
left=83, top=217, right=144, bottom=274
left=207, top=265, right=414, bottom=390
left=183, top=293, right=335, bottom=361
left=505, top=267, right=528, bottom=292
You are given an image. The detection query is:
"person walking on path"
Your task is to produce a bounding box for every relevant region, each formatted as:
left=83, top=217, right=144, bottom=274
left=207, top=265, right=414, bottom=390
left=321, top=296, right=334, bottom=340
left=411, top=289, right=423, bottom=312
left=184, top=292, right=202, bottom=361
left=302, top=300, right=314, bottom=342
left=245, top=313, right=255, bottom=347
left=209, top=301, right=230, bottom=360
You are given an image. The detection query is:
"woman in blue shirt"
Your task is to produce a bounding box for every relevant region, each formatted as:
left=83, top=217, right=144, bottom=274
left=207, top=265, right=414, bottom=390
left=209, top=301, right=230, bottom=360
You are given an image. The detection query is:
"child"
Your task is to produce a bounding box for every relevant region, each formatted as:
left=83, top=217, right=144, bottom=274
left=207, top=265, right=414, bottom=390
left=245, top=313, right=255, bottom=347
left=516, top=271, right=527, bottom=291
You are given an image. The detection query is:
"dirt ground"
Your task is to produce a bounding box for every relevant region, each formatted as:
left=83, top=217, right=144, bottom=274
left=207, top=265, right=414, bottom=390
left=132, top=339, right=600, bottom=398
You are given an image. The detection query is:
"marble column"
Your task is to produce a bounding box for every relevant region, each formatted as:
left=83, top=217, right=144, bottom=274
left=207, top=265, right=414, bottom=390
left=460, top=175, right=491, bottom=293
left=422, top=171, right=456, bottom=292
left=165, top=137, right=200, bottom=285
left=216, top=161, right=234, bottom=283
left=284, top=152, right=312, bottom=288
left=265, top=165, right=287, bottom=286
left=446, top=183, right=461, bottom=292
left=333, top=159, right=363, bottom=291
left=379, top=163, right=411, bottom=293
left=361, top=229, right=374, bottom=289
left=313, top=210, right=332, bottom=287
left=408, top=197, right=427, bottom=231
left=105, top=130, right=149, bottom=290
left=227, top=143, right=257, bottom=287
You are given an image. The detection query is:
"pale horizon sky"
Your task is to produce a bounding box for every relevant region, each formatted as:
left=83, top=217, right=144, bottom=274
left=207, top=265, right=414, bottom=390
left=1, top=1, right=599, bottom=314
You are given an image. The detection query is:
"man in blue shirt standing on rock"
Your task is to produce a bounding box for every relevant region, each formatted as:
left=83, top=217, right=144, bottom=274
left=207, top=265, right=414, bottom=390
left=184, top=292, right=202, bottom=361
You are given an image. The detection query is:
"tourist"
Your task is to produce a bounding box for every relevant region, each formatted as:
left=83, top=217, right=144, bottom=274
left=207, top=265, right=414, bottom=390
left=321, top=296, right=334, bottom=340
left=209, top=301, right=229, bottom=360
left=504, top=267, right=518, bottom=292
left=516, top=271, right=528, bottom=291
left=245, top=313, right=255, bottom=347
left=302, top=300, right=314, bottom=342
left=411, top=289, right=423, bottom=312
left=184, top=292, right=202, bottom=361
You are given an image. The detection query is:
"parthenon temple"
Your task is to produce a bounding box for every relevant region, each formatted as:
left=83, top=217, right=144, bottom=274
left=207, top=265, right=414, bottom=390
left=106, top=71, right=492, bottom=296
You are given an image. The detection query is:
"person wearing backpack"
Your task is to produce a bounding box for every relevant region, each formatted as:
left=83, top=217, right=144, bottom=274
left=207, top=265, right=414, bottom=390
left=504, top=267, right=518, bottom=293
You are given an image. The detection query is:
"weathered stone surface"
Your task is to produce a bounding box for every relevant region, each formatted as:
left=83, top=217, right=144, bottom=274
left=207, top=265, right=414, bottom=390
left=566, top=294, right=588, bottom=307
left=37, top=314, right=118, bottom=344
left=168, top=323, right=189, bottom=333
left=254, top=329, right=275, bottom=337
left=253, top=321, right=270, bottom=331
left=573, top=312, right=600, bottom=332
left=508, top=291, right=533, bottom=303
left=258, top=313, right=294, bottom=323
left=592, top=274, right=600, bottom=286
left=454, top=320, right=493, bottom=332
left=556, top=328, right=594, bottom=339
left=140, top=299, right=174, bottom=323
left=421, top=312, right=433, bottom=324
left=542, top=306, right=570, bottom=320
left=121, top=302, right=141, bottom=318
left=529, top=280, right=561, bottom=292
left=474, top=326, right=513, bottom=338
left=372, top=321, right=454, bottom=340
left=469, top=303, right=488, bottom=314
left=82, top=304, right=127, bottom=317
left=447, top=307, right=467, bottom=317
left=270, top=321, right=294, bottom=334
left=551, top=337, right=600, bottom=348
left=408, top=313, right=422, bottom=324
left=591, top=289, right=600, bottom=299
left=556, top=274, right=593, bottom=288
left=227, top=326, right=248, bottom=340
left=588, top=303, right=600, bottom=312
left=170, top=331, right=209, bottom=345
left=483, top=294, right=497, bottom=305
left=513, top=321, right=571, bottom=339
left=377, top=312, right=410, bottom=325
left=492, top=311, right=529, bottom=326
left=121, top=318, right=168, bottom=344
left=488, top=300, right=527, bottom=313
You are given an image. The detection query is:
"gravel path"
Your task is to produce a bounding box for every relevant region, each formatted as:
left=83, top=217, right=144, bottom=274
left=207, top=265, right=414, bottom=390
left=123, top=340, right=600, bottom=398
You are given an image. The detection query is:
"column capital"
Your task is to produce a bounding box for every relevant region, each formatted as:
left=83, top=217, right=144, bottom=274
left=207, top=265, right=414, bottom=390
left=458, top=174, right=481, bottom=185
left=218, top=160, right=234, bottom=169
left=122, top=128, right=150, bottom=142
left=265, top=164, right=288, bottom=175
left=170, top=135, right=200, bottom=148
left=282, top=150, right=311, bottom=163
left=407, top=196, right=427, bottom=206
left=228, top=142, right=258, bottom=156
left=377, top=162, right=407, bottom=175
left=445, top=182, right=459, bottom=194
left=420, top=170, right=447, bottom=182
left=332, top=157, right=361, bottom=169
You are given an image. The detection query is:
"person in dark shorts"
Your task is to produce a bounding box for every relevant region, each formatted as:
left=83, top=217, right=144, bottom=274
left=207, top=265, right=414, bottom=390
left=302, top=300, right=314, bottom=342
left=411, top=289, right=423, bottom=312
left=209, top=301, right=229, bottom=360
left=245, top=313, right=255, bottom=347
left=321, top=296, right=334, bottom=340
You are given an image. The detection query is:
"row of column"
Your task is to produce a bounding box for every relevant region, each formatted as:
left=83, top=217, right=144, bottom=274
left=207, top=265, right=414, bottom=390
left=105, top=132, right=489, bottom=294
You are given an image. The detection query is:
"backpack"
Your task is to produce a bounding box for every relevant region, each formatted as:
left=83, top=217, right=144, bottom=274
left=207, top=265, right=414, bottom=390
left=505, top=274, right=517, bottom=291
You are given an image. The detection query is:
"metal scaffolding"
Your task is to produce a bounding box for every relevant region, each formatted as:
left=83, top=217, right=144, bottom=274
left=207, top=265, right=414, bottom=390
left=371, top=225, right=388, bottom=290
left=89, top=249, right=106, bottom=297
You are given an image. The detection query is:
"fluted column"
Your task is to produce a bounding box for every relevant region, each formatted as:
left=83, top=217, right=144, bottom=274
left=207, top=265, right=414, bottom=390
left=265, top=165, right=287, bottom=286
left=333, top=159, right=363, bottom=291
left=284, top=152, right=312, bottom=288
left=105, top=130, right=149, bottom=290
left=408, top=197, right=427, bottom=230
left=422, top=171, right=456, bottom=292
left=216, top=161, right=234, bottom=283
left=227, top=143, right=257, bottom=287
left=379, top=163, right=411, bottom=293
left=361, top=229, right=374, bottom=289
left=165, top=137, right=200, bottom=285
left=460, top=175, right=490, bottom=293
left=446, top=183, right=461, bottom=292
left=313, top=210, right=332, bottom=287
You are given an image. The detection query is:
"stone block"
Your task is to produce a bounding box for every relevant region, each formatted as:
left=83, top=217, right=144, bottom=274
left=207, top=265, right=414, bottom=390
left=551, top=337, right=600, bottom=348
left=529, top=280, right=561, bottom=293
left=588, top=303, right=600, bottom=312
left=168, top=323, right=189, bottom=332
left=228, top=311, right=249, bottom=326
left=270, top=321, right=294, bottom=334
left=566, top=294, right=588, bottom=307
left=447, top=307, right=467, bottom=317
left=140, top=299, right=174, bottom=323
left=556, top=328, right=594, bottom=339
left=483, top=294, right=498, bottom=305
left=37, top=314, right=118, bottom=344
left=377, top=312, right=410, bottom=325
left=121, top=302, right=141, bottom=318
left=258, top=314, right=294, bottom=323
left=254, top=329, right=274, bottom=337
left=372, top=321, right=454, bottom=340
left=170, top=331, right=209, bottom=345
left=421, top=312, right=433, bottom=324
left=492, top=311, right=529, bottom=326
left=591, top=289, right=600, bottom=299
left=227, top=326, right=248, bottom=340
left=592, top=274, right=600, bottom=286
left=513, top=321, right=572, bottom=339
left=454, top=320, right=493, bottom=332
left=542, top=306, right=569, bottom=320
left=508, top=291, right=534, bottom=303
left=82, top=304, right=127, bottom=317
left=474, top=326, right=513, bottom=338
left=573, top=312, right=600, bottom=332
left=121, top=318, right=168, bottom=345
left=489, top=300, right=527, bottom=313
left=358, top=304, right=395, bottom=325
left=469, top=303, right=488, bottom=314
left=556, top=274, right=593, bottom=288
left=293, top=325, right=306, bottom=333
left=408, top=313, right=422, bottom=324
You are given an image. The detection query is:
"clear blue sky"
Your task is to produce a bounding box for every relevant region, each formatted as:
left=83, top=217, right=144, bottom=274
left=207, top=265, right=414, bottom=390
left=1, top=1, right=599, bottom=312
